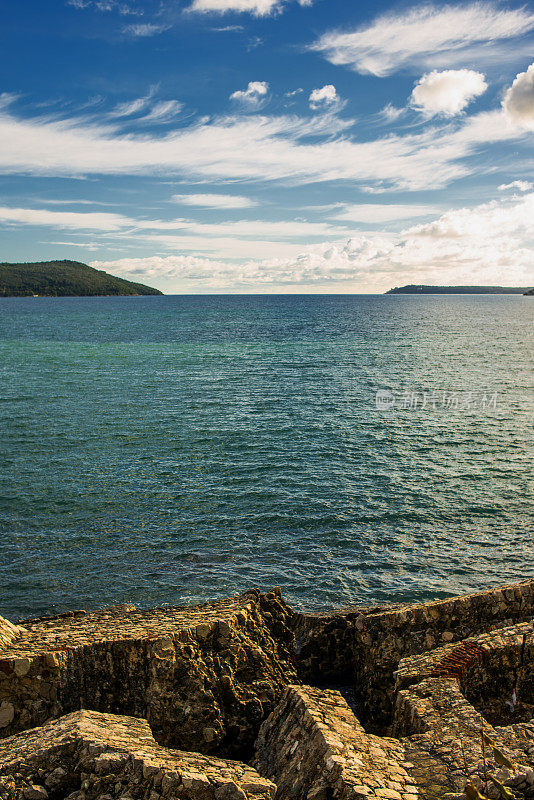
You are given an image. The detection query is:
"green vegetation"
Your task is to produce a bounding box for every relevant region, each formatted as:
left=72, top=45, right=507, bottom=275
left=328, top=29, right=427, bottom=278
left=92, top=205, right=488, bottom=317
left=386, top=285, right=531, bottom=294
left=0, top=260, right=163, bottom=297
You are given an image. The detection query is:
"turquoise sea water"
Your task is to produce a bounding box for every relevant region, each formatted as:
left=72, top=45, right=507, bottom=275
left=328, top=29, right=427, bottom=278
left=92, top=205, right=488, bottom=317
left=0, top=294, right=533, bottom=620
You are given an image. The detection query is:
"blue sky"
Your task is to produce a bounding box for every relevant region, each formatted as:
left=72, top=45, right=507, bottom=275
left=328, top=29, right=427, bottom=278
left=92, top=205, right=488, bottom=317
left=1, top=0, right=533, bottom=292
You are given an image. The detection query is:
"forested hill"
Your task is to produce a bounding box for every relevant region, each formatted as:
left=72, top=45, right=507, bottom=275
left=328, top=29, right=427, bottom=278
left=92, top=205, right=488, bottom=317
left=0, top=260, right=163, bottom=297
left=386, top=285, right=530, bottom=294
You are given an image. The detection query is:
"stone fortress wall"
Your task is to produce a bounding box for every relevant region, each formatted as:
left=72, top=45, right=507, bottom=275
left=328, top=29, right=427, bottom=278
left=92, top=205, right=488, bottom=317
left=0, top=578, right=533, bottom=800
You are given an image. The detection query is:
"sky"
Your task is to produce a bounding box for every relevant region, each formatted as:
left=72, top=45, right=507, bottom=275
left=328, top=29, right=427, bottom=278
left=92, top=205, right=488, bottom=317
left=1, top=0, right=533, bottom=293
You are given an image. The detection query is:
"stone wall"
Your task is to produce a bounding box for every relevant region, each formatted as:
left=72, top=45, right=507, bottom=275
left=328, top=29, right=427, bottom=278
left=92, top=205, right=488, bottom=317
left=393, top=621, right=534, bottom=728
left=0, top=590, right=297, bottom=758
left=294, top=579, right=534, bottom=730
left=255, top=685, right=417, bottom=800
left=0, top=615, right=25, bottom=650
left=0, top=709, right=275, bottom=800
left=1, top=578, right=534, bottom=800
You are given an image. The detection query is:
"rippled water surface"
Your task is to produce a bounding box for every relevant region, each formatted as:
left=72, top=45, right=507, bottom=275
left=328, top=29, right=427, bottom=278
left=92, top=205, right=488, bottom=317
left=0, top=294, right=532, bottom=619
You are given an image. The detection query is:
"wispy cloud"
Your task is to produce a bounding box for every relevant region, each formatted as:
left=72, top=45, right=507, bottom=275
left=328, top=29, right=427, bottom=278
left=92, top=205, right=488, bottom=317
left=122, top=22, right=168, bottom=37
left=111, top=89, right=156, bottom=117
left=67, top=0, right=143, bottom=14
left=140, top=100, right=183, bottom=123
left=211, top=24, right=245, bottom=31
left=0, top=91, right=529, bottom=192
left=333, top=203, right=439, bottom=224
left=310, top=3, right=534, bottom=76
left=171, top=193, right=257, bottom=208
left=0, top=206, right=132, bottom=231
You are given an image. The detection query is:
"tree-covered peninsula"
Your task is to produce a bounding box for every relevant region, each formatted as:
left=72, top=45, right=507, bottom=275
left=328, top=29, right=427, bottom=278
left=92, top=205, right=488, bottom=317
left=0, top=260, right=163, bottom=297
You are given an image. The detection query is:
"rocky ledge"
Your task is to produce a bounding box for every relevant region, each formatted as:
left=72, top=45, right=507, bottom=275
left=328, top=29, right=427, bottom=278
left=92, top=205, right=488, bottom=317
left=0, top=579, right=533, bottom=800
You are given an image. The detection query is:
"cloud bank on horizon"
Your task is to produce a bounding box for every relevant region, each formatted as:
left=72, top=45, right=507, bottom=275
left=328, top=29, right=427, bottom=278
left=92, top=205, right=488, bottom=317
left=0, top=0, right=533, bottom=291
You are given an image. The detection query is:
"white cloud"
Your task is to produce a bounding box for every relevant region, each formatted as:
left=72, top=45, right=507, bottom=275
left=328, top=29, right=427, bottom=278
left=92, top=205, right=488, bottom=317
left=90, top=192, right=534, bottom=291
left=503, top=63, right=534, bottom=130
left=122, top=22, right=168, bottom=36
left=111, top=92, right=182, bottom=123
left=0, top=207, right=131, bottom=231
left=311, top=4, right=534, bottom=76
left=140, top=100, right=183, bottom=123
left=498, top=180, right=532, bottom=192
left=378, top=103, right=405, bottom=122
left=0, top=102, right=527, bottom=192
left=309, top=85, right=339, bottom=109
left=171, top=193, right=257, bottom=208
left=188, top=0, right=310, bottom=15
left=0, top=205, right=349, bottom=262
left=112, top=89, right=155, bottom=117
left=67, top=0, right=143, bottom=11
left=410, top=69, right=487, bottom=117
left=76, top=192, right=533, bottom=292
left=230, top=81, right=269, bottom=106
left=403, top=193, right=534, bottom=239
left=333, top=204, right=438, bottom=224
left=211, top=24, right=245, bottom=31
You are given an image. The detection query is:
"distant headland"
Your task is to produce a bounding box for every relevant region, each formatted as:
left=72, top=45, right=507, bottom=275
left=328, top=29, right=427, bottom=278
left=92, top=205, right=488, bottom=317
left=0, top=260, right=163, bottom=297
left=386, top=284, right=533, bottom=295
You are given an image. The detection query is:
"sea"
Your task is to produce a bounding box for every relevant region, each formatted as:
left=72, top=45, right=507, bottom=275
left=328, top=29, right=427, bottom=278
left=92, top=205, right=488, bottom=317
left=0, top=294, right=532, bottom=620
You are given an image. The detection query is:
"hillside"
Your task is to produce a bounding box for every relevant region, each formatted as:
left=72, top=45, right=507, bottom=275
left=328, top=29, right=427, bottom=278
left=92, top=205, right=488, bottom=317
left=0, top=260, right=163, bottom=297
left=524, top=288, right=534, bottom=295
left=386, top=285, right=530, bottom=294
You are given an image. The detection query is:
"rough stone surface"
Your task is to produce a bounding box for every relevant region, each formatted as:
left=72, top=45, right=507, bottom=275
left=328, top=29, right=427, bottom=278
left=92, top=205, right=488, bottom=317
left=0, top=578, right=533, bottom=800
left=0, top=589, right=297, bottom=757
left=255, top=685, right=418, bottom=800
left=293, top=578, right=534, bottom=731
left=0, top=709, right=275, bottom=800
left=0, top=616, right=25, bottom=650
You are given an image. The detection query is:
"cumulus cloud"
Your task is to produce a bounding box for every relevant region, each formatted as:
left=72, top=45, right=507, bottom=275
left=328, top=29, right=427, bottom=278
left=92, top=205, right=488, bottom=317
left=89, top=192, right=534, bottom=291
left=310, top=4, right=534, bottom=76
left=171, top=193, right=257, bottom=208
left=503, top=63, right=534, bottom=130
left=498, top=180, right=532, bottom=192
left=188, top=0, right=310, bottom=16
left=309, top=85, right=339, bottom=109
left=410, top=69, right=487, bottom=117
left=230, top=81, right=269, bottom=107
left=8, top=193, right=529, bottom=290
